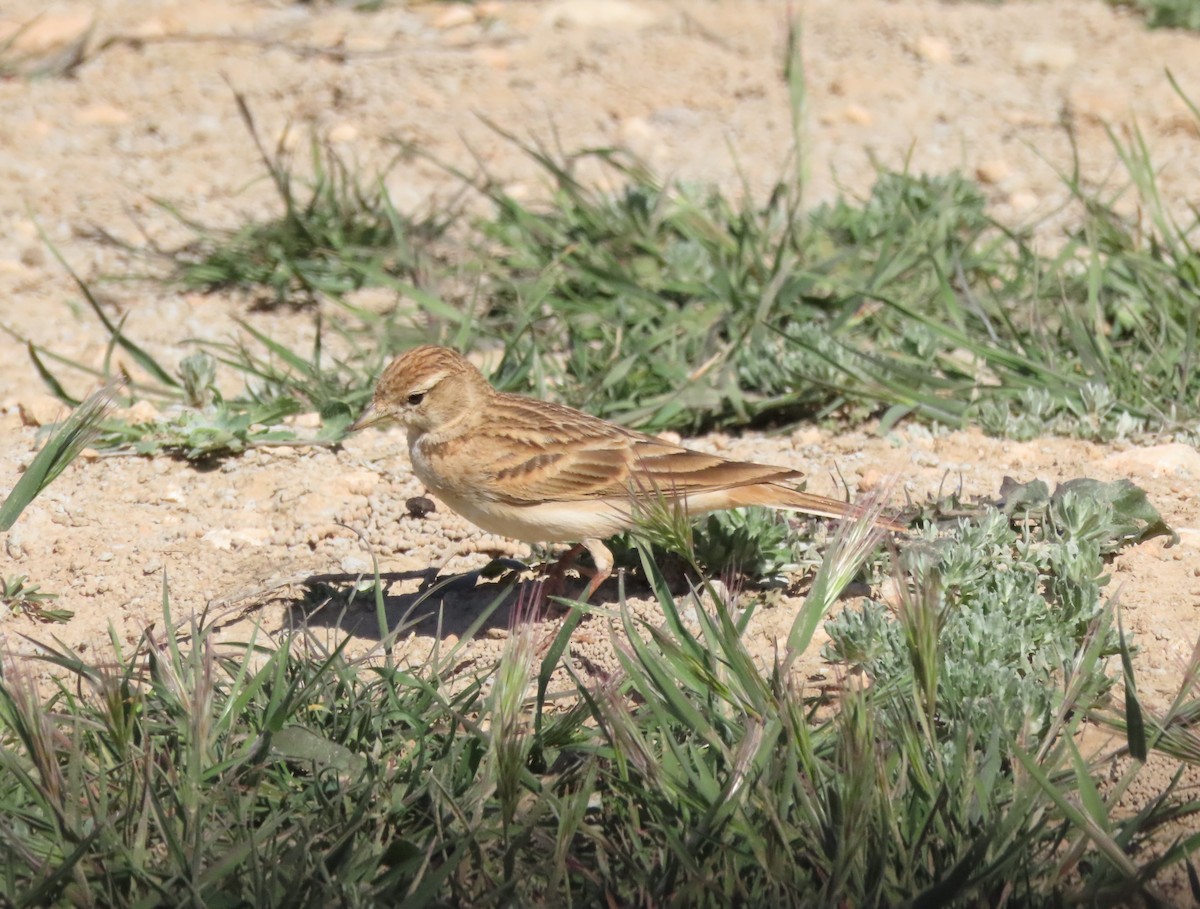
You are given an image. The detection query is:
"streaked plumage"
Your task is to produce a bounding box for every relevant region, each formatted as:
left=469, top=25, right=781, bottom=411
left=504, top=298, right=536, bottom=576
left=351, top=345, right=902, bottom=599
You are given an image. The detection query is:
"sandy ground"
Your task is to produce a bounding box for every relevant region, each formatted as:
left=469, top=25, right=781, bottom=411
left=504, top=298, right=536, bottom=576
left=2, top=0, right=1200, bottom=897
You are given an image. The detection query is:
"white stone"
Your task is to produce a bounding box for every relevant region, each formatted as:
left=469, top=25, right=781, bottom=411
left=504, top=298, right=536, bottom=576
left=1105, top=443, right=1200, bottom=478
left=541, top=0, right=658, bottom=31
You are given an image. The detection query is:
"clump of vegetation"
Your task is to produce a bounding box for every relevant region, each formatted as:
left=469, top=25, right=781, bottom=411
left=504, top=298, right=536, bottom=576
left=1109, top=0, right=1200, bottom=30
left=6, top=24, right=1200, bottom=909
left=0, top=14, right=90, bottom=79
left=0, top=575, right=69, bottom=623
left=0, top=381, right=115, bottom=533
left=25, top=82, right=1200, bottom=462
left=12, top=238, right=406, bottom=459
left=108, top=91, right=454, bottom=308
left=476, top=131, right=1200, bottom=441
left=0, top=478, right=1191, bottom=905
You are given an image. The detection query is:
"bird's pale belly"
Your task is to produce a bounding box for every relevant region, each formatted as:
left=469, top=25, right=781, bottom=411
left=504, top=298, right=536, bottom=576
left=429, top=486, right=634, bottom=544
left=408, top=449, right=631, bottom=543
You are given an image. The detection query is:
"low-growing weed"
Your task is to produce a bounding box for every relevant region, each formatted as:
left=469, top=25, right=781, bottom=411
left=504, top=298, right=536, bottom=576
left=0, top=381, right=116, bottom=531
left=467, top=112, right=1200, bottom=442
left=151, top=92, right=454, bottom=307
left=0, top=481, right=1193, bottom=905
left=23, top=81, right=1200, bottom=461
left=0, top=575, right=69, bottom=623
left=1108, top=0, right=1200, bottom=29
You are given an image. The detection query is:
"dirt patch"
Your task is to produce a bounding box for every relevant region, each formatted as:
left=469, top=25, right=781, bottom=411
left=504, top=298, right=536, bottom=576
left=4, top=0, right=1200, bottom=679
left=1, top=2, right=1199, bottom=893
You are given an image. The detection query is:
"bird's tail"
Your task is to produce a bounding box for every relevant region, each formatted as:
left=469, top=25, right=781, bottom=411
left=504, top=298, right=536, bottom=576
left=708, top=483, right=908, bottom=533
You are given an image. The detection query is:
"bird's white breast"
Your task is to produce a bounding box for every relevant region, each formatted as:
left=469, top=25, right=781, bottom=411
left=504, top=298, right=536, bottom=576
left=408, top=432, right=635, bottom=543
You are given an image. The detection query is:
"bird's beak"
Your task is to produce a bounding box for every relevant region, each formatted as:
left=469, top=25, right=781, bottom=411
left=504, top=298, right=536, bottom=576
left=348, top=401, right=386, bottom=433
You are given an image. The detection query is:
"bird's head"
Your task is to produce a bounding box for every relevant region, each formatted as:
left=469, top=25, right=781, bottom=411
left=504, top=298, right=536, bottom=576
left=349, top=345, right=491, bottom=436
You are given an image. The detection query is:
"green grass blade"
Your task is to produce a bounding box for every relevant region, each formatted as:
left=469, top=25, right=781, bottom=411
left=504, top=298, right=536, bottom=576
left=0, top=382, right=118, bottom=531
left=1117, top=607, right=1148, bottom=761
left=26, top=342, right=80, bottom=406
left=36, top=224, right=179, bottom=389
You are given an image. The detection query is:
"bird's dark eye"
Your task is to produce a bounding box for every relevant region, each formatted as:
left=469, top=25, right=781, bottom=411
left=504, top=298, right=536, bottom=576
left=407, top=392, right=425, bottom=406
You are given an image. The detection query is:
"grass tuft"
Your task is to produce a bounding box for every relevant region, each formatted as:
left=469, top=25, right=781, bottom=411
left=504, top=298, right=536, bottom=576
left=0, top=576, right=69, bottom=624
left=0, top=481, right=1196, bottom=904
left=0, top=382, right=118, bottom=532
left=29, top=81, right=1200, bottom=463
left=158, top=90, right=454, bottom=307
left=1108, top=0, right=1200, bottom=29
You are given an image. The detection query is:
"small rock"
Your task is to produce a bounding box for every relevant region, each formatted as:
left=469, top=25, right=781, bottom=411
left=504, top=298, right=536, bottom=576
left=432, top=3, right=476, bottom=29
left=541, top=0, right=658, bottom=31
left=844, top=669, right=874, bottom=693
left=913, top=35, right=952, bottom=65
left=1066, top=88, right=1126, bottom=125
left=503, top=182, right=532, bottom=202
left=327, top=122, right=358, bottom=144
left=201, top=529, right=235, bottom=551
left=878, top=577, right=904, bottom=609
left=16, top=120, right=53, bottom=142
left=342, top=471, right=379, bottom=497
left=1001, top=108, right=1056, bottom=129
left=18, top=395, right=65, bottom=427
left=343, top=33, right=393, bottom=54
left=201, top=527, right=272, bottom=551
left=1015, top=42, right=1076, bottom=73
left=302, top=20, right=348, bottom=47
left=97, top=551, right=114, bottom=562
left=1008, top=190, right=1038, bottom=213
left=1176, top=528, right=1200, bottom=550
left=294, top=491, right=343, bottom=524
left=152, top=2, right=265, bottom=34
left=290, top=411, right=322, bottom=429
left=160, top=487, right=186, bottom=505
left=127, top=17, right=169, bottom=39
left=1105, top=444, right=1200, bottom=478
left=843, top=104, right=873, bottom=126
left=342, top=287, right=399, bottom=314
left=75, top=104, right=132, bottom=127
left=790, top=426, right=823, bottom=448
left=234, top=527, right=272, bottom=549
left=477, top=47, right=512, bottom=69
left=5, top=527, right=25, bottom=559
left=857, top=468, right=886, bottom=493
left=618, top=115, right=656, bottom=146
left=340, top=555, right=371, bottom=574
left=304, top=523, right=342, bottom=543
left=975, top=158, right=1010, bottom=184
left=698, top=579, right=731, bottom=610
left=0, top=9, right=92, bottom=55
left=116, top=399, right=161, bottom=424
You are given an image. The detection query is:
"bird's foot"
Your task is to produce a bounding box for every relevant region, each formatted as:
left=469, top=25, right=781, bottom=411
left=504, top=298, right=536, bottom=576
left=536, top=539, right=614, bottom=603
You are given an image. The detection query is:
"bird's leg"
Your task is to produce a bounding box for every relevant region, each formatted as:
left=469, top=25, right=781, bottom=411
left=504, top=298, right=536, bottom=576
left=540, top=539, right=614, bottom=602
left=579, top=538, right=614, bottom=602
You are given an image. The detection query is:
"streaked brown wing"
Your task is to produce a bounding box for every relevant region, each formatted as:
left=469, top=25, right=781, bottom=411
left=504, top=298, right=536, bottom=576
left=475, top=393, right=803, bottom=506
left=620, top=436, right=804, bottom=498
